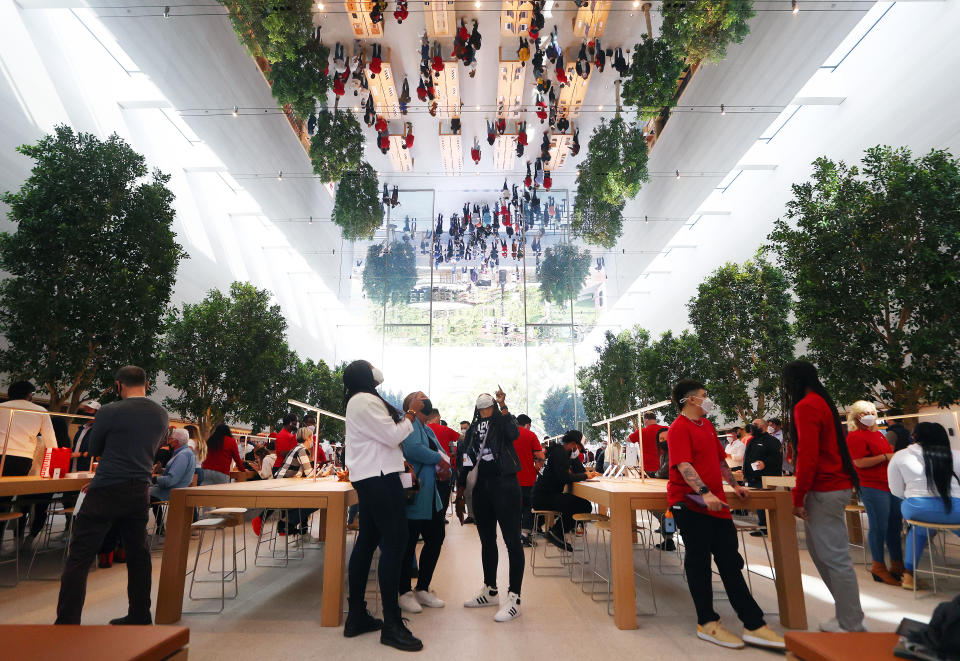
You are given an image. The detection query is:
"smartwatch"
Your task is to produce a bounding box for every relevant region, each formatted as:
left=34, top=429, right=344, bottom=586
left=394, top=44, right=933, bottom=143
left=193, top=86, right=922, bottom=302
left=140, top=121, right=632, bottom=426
left=698, top=485, right=710, bottom=495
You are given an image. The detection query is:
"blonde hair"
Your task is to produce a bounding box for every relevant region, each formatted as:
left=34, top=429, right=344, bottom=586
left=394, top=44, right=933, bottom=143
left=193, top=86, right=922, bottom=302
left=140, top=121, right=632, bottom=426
left=296, top=427, right=314, bottom=444
left=847, top=400, right=878, bottom=431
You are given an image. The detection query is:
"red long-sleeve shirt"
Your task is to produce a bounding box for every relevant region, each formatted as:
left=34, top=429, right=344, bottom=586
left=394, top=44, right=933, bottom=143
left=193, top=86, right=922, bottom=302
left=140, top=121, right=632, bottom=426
left=792, top=392, right=853, bottom=507
left=201, top=436, right=244, bottom=476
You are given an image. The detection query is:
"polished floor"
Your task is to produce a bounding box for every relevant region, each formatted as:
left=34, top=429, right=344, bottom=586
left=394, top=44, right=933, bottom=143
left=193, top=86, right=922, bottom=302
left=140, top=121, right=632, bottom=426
left=0, top=510, right=957, bottom=660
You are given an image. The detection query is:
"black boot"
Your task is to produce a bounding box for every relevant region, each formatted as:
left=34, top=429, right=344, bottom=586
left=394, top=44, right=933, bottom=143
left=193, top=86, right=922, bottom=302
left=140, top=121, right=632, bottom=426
left=381, top=616, right=423, bottom=651
left=344, top=607, right=383, bottom=638
left=109, top=614, right=152, bottom=625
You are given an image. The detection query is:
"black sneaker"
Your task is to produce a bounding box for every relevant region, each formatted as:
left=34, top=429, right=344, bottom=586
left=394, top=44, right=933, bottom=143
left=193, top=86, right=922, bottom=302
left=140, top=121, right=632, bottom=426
left=520, top=534, right=534, bottom=548
left=109, top=614, right=152, bottom=625
left=344, top=610, right=383, bottom=638
left=546, top=529, right=572, bottom=552
left=381, top=617, right=423, bottom=652
left=463, top=517, right=475, bottom=524
left=655, top=539, right=676, bottom=551
left=749, top=530, right=768, bottom=537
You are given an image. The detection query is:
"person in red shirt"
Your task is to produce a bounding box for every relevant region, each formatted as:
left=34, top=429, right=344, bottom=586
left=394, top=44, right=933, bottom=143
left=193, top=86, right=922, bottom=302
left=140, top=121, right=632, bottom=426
left=426, top=410, right=459, bottom=514
left=629, top=412, right=666, bottom=475
left=845, top=400, right=902, bottom=585
left=471, top=139, right=481, bottom=165
left=783, top=360, right=864, bottom=633
left=668, top=379, right=783, bottom=651
left=201, top=424, right=245, bottom=484
left=513, top=414, right=545, bottom=546
left=274, top=414, right=299, bottom=465
left=402, top=122, right=414, bottom=150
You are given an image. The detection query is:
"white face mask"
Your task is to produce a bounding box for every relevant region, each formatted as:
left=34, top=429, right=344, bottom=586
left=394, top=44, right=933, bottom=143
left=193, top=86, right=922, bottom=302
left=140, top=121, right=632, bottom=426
left=371, top=366, right=384, bottom=386
left=860, top=414, right=877, bottom=427
left=570, top=449, right=579, bottom=459
left=690, top=394, right=714, bottom=414
left=307, top=425, right=316, bottom=433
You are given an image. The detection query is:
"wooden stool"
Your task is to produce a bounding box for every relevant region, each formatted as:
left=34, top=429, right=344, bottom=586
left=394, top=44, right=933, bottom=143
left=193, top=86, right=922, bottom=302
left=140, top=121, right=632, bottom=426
left=26, top=505, right=74, bottom=580
left=571, top=513, right=606, bottom=587
left=185, top=518, right=239, bottom=613
left=844, top=504, right=868, bottom=567
left=905, top=519, right=960, bottom=597
left=591, top=519, right=657, bottom=616
left=530, top=510, right=568, bottom=575
left=150, top=501, right=169, bottom=551
left=0, top=512, right=24, bottom=587
left=207, top=508, right=248, bottom=573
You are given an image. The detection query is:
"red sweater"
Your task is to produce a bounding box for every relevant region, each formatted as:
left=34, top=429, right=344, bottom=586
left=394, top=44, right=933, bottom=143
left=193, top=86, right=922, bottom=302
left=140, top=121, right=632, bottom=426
left=792, top=392, right=853, bottom=507
left=201, top=436, right=244, bottom=475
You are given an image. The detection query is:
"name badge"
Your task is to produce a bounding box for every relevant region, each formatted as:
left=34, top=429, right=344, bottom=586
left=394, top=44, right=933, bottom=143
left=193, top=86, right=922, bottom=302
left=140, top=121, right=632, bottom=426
left=461, top=455, right=474, bottom=467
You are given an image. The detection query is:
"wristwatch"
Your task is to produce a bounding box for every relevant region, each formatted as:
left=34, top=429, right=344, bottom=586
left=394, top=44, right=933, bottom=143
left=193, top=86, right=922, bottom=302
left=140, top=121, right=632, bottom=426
left=697, top=485, right=710, bottom=495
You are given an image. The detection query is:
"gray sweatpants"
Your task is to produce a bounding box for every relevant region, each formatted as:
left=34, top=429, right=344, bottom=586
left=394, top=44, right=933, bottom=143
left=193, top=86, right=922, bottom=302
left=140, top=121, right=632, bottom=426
left=804, top=489, right=865, bottom=631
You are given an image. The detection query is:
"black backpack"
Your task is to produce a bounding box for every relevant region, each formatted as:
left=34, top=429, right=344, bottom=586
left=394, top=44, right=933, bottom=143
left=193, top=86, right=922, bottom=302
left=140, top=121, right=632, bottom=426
left=908, top=593, right=960, bottom=659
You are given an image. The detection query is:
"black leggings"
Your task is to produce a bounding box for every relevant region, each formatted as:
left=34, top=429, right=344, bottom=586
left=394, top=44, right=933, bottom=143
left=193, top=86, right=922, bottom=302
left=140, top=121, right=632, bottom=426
left=348, top=473, right=408, bottom=620
left=674, top=507, right=765, bottom=629
left=473, top=468, right=524, bottom=595
left=399, top=506, right=445, bottom=594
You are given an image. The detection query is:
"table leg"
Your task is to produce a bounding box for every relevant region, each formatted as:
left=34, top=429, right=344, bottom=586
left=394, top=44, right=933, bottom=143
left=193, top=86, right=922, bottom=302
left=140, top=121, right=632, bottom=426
left=155, top=489, right=192, bottom=624
left=316, top=510, right=328, bottom=543
left=769, top=497, right=807, bottom=629
left=609, top=494, right=637, bottom=630
left=320, top=493, right=346, bottom=627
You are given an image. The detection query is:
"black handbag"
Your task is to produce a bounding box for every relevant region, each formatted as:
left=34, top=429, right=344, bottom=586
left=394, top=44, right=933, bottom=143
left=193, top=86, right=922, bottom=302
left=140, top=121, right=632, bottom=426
left=403, top=461, right=421, bottom=504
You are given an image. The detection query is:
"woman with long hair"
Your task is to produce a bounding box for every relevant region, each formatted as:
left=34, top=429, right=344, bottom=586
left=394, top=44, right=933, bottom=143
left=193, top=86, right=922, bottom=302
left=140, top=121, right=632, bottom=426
left=454, top=389, right=524, bottom=623
left=888, top=422, right=960, bottom=589
left=845, top=400, right=902, bottom=585
left=200, top=423, right=243, bottom=485
left=782, top=360, right=864, bottom=633
left=342, top=360, right=423, bottom=652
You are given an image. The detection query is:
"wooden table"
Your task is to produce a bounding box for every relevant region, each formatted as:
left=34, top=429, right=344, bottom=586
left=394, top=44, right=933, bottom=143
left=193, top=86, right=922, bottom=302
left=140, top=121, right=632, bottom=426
left=155, top=478, right=356, bottom=627
left=0, top=475, right=92, bottom=497
left=573, top=478, right=807, bottom=630
left=785, top=632, right=899, bottom=661
left=0, top=624, right=189, bottom=660
left=229, top=469, right=256, bottom=482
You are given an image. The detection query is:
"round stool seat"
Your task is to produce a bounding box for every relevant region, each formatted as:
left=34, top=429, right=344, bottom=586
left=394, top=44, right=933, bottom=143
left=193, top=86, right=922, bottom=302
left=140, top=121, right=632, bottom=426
left=594, top=520, right=612, bottom=532
left=0, top=512, right=24, bottom=522
left=573, top=513, right=607, bottom=522
left=906, top=519, right=960, bottom=530
left=845, top=504, right=866, bottom=513
left=191, top=517, right=228, bottom=530
left=57, top=507, right=75, bottom=515
left=532, top=509, right=559, bottom=515
left=208, top=507, right=248, bottom=515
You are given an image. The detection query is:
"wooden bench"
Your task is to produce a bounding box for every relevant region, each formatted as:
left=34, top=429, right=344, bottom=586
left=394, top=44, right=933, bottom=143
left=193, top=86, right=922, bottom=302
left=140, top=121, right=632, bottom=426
left=0, top=624, right=189, bottom=660
left=785, top=631, right=899, bottom=661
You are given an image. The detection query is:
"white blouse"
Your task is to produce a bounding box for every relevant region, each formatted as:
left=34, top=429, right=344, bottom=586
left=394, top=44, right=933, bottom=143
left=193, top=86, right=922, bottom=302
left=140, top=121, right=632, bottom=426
left=345, top=393, right=413, bottom=482
left=887, top=444, right=960, bottom=501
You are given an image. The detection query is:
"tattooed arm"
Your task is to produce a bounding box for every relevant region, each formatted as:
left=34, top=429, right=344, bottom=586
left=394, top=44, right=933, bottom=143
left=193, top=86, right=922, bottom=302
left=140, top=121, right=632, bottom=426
left=676, top=461, right=725, bottom=512
left=720, top=461, right=750, bottom=500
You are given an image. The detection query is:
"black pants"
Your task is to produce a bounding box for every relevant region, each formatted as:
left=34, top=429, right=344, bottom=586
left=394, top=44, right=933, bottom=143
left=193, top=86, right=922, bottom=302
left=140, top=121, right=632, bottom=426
left=437, top=479, right=451, bottom=515
left=56, top=480, right=152, bottom=624
left=520, top=485, right=534, bottom=532
left=400, top=506, right=445, bottom=594
left=674, top=507, right=765, bottom=629
left=0, top=456, right=33, bottom=538
left=348, top=473, right=408, bottom=621
left=473, top=466, right=524, bottom=594
left=532, top=491, right=592, bottom=534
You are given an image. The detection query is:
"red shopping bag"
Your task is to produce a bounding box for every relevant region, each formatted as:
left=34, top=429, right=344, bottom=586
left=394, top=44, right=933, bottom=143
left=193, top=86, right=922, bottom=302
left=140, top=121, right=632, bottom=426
left=41, top=447, right=71, bottom=478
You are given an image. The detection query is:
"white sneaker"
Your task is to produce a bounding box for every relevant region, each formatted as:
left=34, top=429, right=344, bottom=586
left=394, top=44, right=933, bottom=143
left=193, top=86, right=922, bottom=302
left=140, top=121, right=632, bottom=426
left=819, top=617, right=867, bottom=633
left=463, top=585, right=499, bottom=608
left=494, top=592, right=521, bottom=622
left=398, top=591, right=423, bottom=614
left=415, top=589, right=445, bottom=608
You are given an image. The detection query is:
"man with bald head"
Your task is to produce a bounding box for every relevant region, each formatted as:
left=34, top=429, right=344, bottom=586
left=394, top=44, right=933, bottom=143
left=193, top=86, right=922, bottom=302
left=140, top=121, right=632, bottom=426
left=741, top=418, right=783, bottom=536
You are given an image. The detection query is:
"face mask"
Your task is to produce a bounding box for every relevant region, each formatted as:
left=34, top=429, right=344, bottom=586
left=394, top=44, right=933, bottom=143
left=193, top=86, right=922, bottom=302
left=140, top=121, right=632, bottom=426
left=860, top=415, right=877, bottom=427
left=307, top=425, right=316, bottom=433
left=698, top=396, right=715, bottom=414
left=420, top=397, right=434, bottom=415
left=371, top=367, right=384, bottom=386
left=570, top=449, right=579, bottom=459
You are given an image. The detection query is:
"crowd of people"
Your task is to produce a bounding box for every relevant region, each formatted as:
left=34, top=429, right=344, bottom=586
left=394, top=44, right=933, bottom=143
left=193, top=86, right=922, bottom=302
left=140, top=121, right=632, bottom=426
left=1, top=355, right=958, bottom=653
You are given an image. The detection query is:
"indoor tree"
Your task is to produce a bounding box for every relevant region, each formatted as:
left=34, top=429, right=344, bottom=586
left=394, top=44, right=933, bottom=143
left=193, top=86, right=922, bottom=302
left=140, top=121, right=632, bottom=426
left=538, top=243, right=592, bottom=307
left=660, top=0, right=756, bottom=63
left=219, top=0, right=313, bottom=63
left=540, top=385, right=586, bottom=437
left=254, top=353, right=345, bottom=435
left=362, top=240, right=418, bottom=306
left=161, top=282, right=291, bottom=439
left=767, top=145, right=960, bottom=413
left=622, top=35, right=687, bottom=118
left=571, top=193, right=625, bottom=249
left=576, top=116, right=649, bottom=206
left=333, top=162, right=382, bottom=240
left=268, top=37, right=330, bottom=120
left=310, top=110, right=366, bottom=183
left=0, top=125, right=186, bottom=411
left=687, top=256, right=794, bottom=421
left=635, top=329, right=708, bottom=419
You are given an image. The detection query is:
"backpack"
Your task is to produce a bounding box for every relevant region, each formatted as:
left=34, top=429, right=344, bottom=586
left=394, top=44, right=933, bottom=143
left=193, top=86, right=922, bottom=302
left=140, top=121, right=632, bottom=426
left=908, top=593, right=960, bottom=659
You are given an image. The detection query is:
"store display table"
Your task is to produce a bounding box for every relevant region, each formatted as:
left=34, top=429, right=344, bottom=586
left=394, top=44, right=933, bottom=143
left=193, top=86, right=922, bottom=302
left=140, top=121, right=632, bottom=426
left=0, top=624, right=189, bottom=660
left=785, top=632, right=899, bottom=661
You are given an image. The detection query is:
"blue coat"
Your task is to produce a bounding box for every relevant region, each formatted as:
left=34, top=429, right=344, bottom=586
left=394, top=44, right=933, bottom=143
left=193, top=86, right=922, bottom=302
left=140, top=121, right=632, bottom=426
left=402, top=420, right=443, bottom=520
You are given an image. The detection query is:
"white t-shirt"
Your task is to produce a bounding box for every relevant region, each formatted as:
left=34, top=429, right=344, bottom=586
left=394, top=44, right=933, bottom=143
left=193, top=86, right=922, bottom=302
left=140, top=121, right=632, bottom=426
left=345, top=393, right=413, bottom=482
left=0, top=400, right=58, bottom=460
left=725, top=439, right=746, bottom=467
left=888, top=444, right=960, bottom=501
left=259, top=454, right=276, bottom=479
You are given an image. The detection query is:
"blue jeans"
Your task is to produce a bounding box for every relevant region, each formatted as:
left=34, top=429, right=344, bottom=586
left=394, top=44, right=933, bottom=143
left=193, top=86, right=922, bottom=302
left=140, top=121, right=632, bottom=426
left=200, top=469, right=230, bottom=486
left=902, top=497, right=960, bottom=570
left=859, top=487, right=903, bottom=563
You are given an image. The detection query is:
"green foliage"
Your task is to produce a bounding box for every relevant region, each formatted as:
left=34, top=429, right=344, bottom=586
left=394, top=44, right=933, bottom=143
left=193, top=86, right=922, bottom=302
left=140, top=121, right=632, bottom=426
left=661, top=0, right=756, bottom=63
left=256, top=353, right=345, bottom=435
left=333, top=162, right=382, bottom=240
left=541, top=385, right=586, bottom=436
left=577, top=116, right=649, bottom=205
left=687, top=256, right=794, bottom=421
left=309, top=110, right=365, bottom=183
left=268, top=38, right=330, bottom=120
left=539, top=244, right=591, bottom=306
left=363, top=241, right=418, bottom=306
left=0, top=125, right=186, bottom=411
left=635, top=329, right=708, bottom=419
left=571, top=193, right=625, bottom=249
left=220, top=0, right=313, bottom=63
left=622, top=35, right=687, bottom=118
left=767, top=145, right=960, bottom=413
left=161, top=282, right=290, bottom=438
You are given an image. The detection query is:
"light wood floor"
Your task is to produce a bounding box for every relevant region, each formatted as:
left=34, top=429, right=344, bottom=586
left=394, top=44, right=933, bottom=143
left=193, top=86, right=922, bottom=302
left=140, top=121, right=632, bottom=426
left=1, top=511, right=956, bottom=660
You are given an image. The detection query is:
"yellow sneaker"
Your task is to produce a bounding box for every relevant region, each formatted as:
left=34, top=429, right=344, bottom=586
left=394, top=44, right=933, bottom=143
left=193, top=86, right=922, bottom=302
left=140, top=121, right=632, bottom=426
left=697, top=620, right=745, bottom=649
left=743, top=624, right=785, bottom=649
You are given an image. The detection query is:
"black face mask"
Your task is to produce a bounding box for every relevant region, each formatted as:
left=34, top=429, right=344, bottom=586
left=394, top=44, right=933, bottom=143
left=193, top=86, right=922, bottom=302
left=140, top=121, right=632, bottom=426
left=420, top=398, right=434, bottom=416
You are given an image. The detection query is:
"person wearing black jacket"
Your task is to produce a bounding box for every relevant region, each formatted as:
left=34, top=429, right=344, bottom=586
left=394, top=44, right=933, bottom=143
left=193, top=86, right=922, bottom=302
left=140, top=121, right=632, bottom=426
left=454, top=389, right=524, bottom=623
left=532, top=430, right=598, bottom=551
left=742, top=419, right=783, bottom=536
